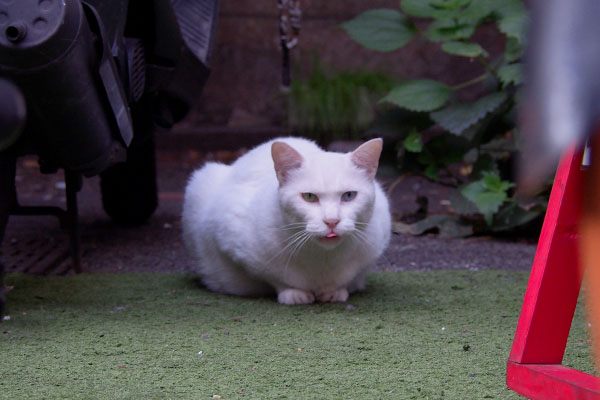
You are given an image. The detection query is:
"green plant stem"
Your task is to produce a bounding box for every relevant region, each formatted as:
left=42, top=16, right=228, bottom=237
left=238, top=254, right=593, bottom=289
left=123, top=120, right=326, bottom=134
left=450, top=72, right=490, bottom=91
left=477, top=55, right=498, bottom=77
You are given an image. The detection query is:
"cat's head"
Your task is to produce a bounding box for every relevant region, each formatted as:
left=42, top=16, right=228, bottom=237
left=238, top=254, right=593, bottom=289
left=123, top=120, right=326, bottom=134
left=271, top=138, right=383, bottom=249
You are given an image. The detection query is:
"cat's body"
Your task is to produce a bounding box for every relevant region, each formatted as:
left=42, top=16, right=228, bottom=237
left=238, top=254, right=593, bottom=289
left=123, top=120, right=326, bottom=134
left=182, top=137, right=391, bottom=305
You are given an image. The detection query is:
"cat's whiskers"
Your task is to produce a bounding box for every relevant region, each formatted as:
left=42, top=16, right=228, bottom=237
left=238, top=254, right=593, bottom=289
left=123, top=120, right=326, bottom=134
left=279, top=222, right=307, bottom=230
left=283, top=229, right=306, bottom=242
left=268, top=222, right=307, bottom=233
left=283, top=231, right=312, bottom=280
left=350, top=225, right=374, bottom=253
left=266, top=228, right=310, bottom=263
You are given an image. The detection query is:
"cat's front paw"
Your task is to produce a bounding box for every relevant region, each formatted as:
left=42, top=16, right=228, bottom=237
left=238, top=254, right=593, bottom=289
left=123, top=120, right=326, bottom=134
left=277, top=288, right=315, bottom=305
left=316, top=288, right=349, bottom=303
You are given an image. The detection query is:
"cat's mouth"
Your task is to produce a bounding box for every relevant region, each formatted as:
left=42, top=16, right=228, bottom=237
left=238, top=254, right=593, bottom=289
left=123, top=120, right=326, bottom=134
left=319, top=231, right=340, bottom=243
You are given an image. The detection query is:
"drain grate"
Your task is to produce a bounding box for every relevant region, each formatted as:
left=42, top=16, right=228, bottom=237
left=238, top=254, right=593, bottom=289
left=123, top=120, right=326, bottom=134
left=2, top=234, right=72, bottom=275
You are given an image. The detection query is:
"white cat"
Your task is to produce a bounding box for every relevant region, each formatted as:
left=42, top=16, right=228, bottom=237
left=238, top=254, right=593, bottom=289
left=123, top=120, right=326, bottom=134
left=182, top=137, right=391, bottom=305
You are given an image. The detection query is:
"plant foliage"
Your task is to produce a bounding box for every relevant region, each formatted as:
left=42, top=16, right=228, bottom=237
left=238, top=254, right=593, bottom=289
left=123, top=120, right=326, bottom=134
left=382, top=80, right=451, bottom=112
left=289, top=62, right=396, bottom=141
left=342, top=0, right=542, bottom=236
left=340, top=9, right=416, bottom=52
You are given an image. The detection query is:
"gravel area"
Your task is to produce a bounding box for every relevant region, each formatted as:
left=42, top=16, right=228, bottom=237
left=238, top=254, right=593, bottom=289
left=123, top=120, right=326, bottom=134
left=377, top=234, right=535, bottom=271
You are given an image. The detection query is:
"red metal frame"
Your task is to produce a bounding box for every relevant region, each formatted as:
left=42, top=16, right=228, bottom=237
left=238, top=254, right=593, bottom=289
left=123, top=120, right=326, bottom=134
left=507, top=148, right=600, bottom=398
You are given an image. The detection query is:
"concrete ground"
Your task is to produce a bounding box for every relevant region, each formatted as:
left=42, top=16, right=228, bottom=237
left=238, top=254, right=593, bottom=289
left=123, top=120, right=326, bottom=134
left=2, top=146, right=537, bottom=276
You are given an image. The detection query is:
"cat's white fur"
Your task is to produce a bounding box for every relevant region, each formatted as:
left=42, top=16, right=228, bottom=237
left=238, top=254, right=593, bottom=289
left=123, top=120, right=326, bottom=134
left=182, top=137, right=391, bottom=305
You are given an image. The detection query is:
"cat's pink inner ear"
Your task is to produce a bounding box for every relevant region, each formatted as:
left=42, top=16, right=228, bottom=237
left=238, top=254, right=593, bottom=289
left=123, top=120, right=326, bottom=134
left=351, top=138, right=383, bottom=180
left=271, top=141, right=304, bottom=184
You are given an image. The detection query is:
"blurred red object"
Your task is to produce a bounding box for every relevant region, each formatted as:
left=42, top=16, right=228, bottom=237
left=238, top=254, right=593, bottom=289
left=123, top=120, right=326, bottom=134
left=508, top=147, right=600, bottom=398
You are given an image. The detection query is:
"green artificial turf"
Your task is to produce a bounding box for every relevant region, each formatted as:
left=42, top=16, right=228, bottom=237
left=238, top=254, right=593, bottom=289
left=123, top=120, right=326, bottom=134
left=0, top=271, right=593, bottom=399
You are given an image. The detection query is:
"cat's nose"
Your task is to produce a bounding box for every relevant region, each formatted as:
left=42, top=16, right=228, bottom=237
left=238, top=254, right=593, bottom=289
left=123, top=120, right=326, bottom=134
left=323, top=218, right=340, bottom=229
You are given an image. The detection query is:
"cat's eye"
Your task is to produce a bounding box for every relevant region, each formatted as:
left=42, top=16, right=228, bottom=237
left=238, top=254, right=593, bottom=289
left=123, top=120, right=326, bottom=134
left=301, top=192, right=319, bottom=203
left=341, top=191, right=357, bottom=202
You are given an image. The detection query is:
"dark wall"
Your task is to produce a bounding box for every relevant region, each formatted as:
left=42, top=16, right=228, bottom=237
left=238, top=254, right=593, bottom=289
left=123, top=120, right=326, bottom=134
left=178, top=0, right=506, bottom=130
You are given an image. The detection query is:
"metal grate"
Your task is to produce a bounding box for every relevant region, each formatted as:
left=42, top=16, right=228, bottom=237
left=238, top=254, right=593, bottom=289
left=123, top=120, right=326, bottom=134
left=2, top=234, right=72, bottom=275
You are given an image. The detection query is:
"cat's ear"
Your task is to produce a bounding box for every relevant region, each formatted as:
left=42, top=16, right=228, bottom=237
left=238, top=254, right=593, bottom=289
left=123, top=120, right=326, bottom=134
left=272, top=141, right=304, bottom=185
left=351, top=138, right=383, bottom=180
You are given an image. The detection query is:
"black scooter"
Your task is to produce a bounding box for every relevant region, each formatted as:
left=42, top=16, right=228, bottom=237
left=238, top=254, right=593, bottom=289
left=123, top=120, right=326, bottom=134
left=0, top=0, right=220, bottom=318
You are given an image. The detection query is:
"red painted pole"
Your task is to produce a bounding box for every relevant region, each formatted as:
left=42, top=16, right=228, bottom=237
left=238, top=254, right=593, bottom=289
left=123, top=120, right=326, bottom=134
left=509, top=147, right=585, bottom=364
left=507, top=147, right=600, bottom=398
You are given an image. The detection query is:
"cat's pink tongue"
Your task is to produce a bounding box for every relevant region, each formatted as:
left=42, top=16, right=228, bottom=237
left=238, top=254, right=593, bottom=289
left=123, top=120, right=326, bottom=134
left=326, top=232, right=338, bottom=239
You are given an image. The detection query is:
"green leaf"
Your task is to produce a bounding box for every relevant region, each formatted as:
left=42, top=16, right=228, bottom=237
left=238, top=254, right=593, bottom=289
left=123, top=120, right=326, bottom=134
left=482, top=171, right=513, bottom=192
left=401, top=0, right=436, bottom=18
left=461, top=180, right=501, bottom=225
left=497, top=63, right=523, bottom=88
left=382, top=80, right=451, bottom=112
left=498, top=12, right=527, bottom=44
left=494, top=0, right=526, bottom=19
left=402, top=0, right=475, bottom=20
left=491, top=203, right=543, bottom=232
left=403, top=129, right=423, bottom=152
left=431, top=0, right=473, bottom=19
left=460, top=172, right=512, bottom=225
left=461, top=180, right=485, bottom=204
left=424, top=163, right=439, bottom=180
left=430, top=0, right=471, bottom=10
left=504, top=37, right=523, bottom=62
left=430, top=92, right=507, bottom=135
left=441, top=41, right=489, bottom=58
left=449, top=189, right=479, bottom=215
left=426, top=19, right=476, bottom=42
left=461, top=0, right=498, bottom=20
left=341, top=9, right=416, bottom=52
left=476, top=192, right=507, bottom=225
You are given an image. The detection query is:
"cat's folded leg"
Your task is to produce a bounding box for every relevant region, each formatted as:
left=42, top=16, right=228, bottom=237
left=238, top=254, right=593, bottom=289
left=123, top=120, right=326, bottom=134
left=315, top=288, right=349, bottom=303
left=277, top=288, right=315, bottom=305
left=196, top=251, right=274, bottom=298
